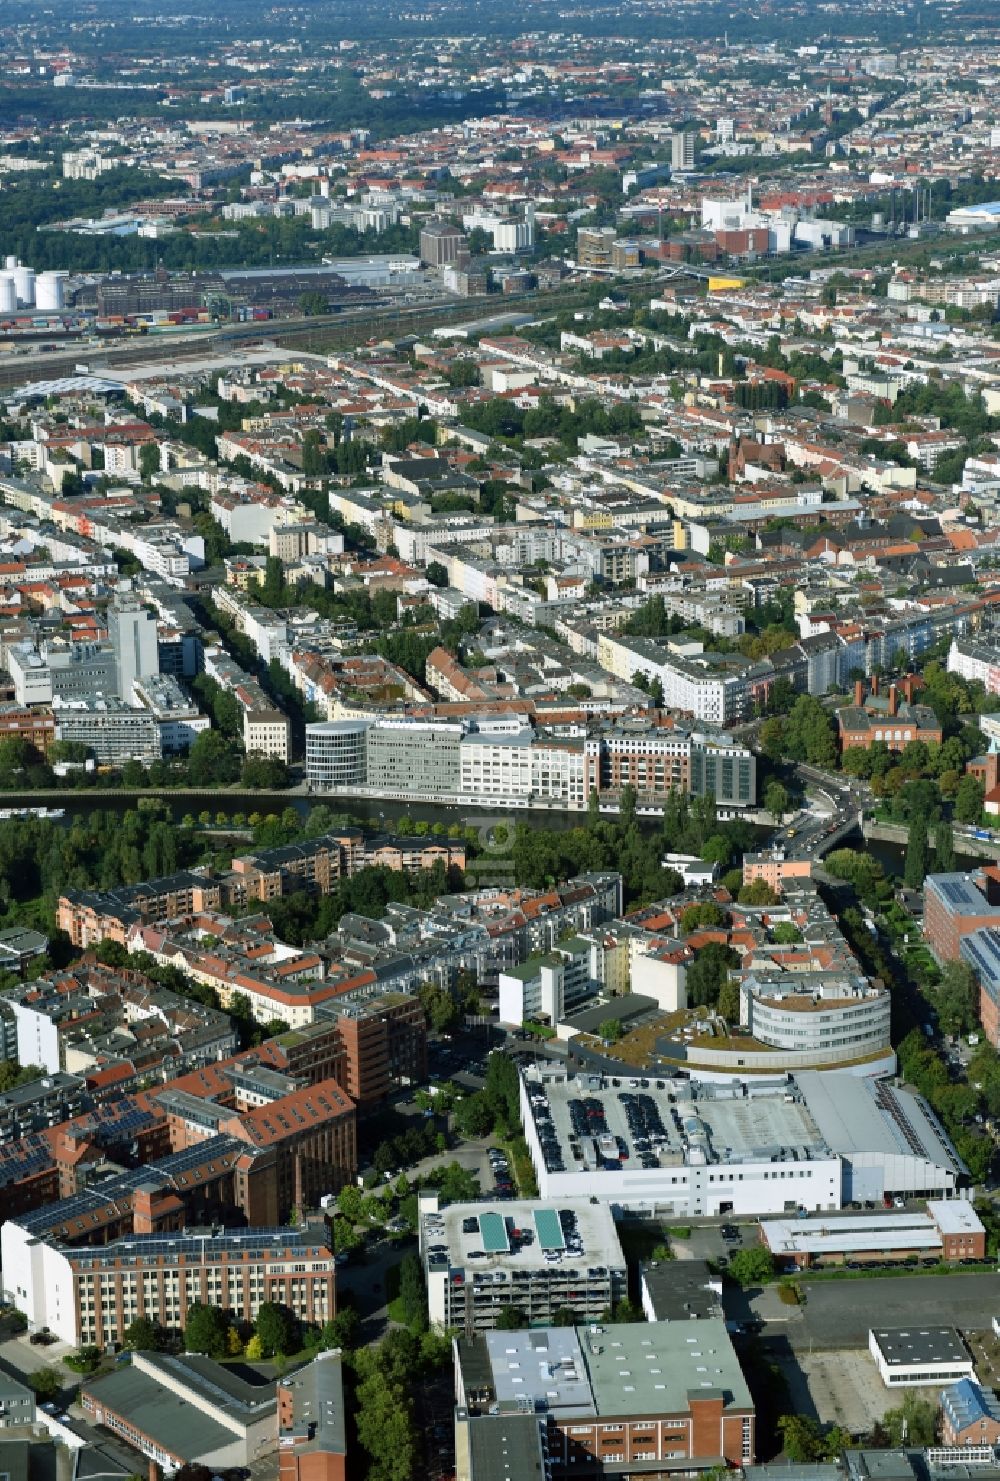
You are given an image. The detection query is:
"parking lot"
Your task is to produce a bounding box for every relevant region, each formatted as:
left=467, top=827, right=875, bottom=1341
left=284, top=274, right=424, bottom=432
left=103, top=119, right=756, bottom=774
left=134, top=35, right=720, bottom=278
left=425, top=1028, right=497, bottom=1087
left=673, top=1220, right=750, bottom=1268
left=789, top=1272, right=999, bottom=1351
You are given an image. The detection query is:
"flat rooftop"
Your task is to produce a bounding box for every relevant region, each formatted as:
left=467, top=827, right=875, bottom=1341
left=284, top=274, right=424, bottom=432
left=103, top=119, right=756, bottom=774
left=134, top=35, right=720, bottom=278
left=482, top=1328, right=595, bottom=1414
left=926, top=874, right=997, bottom=914
left=640, top=1259, right=722, bottom=1321
left=468, top=1319, right=750, bottom=1419
left=468, top=1412, right=547, bottom=1481
left=871, top=1327, right=970, bottom=1368
left=582, top=1319, right=752, bottom=1415
left=928, top=1199, right=985, bottom=1237
left=523, top=1066, right=830, bottom=1174
left=422, top=1198, right=625, bottom=1274
left=797, top=1071, right=966, bottom=1176
left=761, top=1211, right=942, bottom=1256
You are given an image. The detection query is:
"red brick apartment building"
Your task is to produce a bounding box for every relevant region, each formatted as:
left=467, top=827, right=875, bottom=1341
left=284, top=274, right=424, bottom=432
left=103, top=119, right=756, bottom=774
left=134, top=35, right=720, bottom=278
left=940, top=1379, right=1000, bottom=1447
left=923, top=870, right=1000, bottom=962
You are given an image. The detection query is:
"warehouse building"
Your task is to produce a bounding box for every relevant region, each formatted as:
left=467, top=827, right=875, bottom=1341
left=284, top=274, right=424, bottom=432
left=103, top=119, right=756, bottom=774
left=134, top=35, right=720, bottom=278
left=454, top=1319, right=755, bottom=1475
left=81, top=1350, right=277, bottom=1471
left=519, top=1064, right=967, bottom=1215
left=759, top=1199, right=986, bottom=1269
left=419, top=1194, right=626, bottom=1331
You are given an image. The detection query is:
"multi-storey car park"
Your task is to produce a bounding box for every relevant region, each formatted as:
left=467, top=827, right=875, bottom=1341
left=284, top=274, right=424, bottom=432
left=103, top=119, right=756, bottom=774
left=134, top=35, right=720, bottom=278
left=519, top=1064, right=968, bottom=1216
left=418, top=1195, right=627, bottom=1332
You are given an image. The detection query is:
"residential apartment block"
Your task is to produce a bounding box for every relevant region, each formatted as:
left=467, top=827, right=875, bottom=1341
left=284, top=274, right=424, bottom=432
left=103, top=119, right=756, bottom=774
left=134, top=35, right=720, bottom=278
left=6, top=1223, right=334, bottom=1348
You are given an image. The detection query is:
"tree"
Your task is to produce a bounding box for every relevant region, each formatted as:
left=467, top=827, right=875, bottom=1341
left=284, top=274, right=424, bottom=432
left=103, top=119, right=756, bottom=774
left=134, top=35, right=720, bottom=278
left=399, top=1252, right=427, bottom=1332
left=495, top=1305, right=527, bottom=1330
left=955, top=773, right=984, bottom=825
left=825, top=1427, right=852, bottom=1460
left=354, top=1338, right=418, bottom=1481
left=783, top=695, right=838, bottom=768
left=299, top=291, right=328, bottom=316
left=778, top=1414, right=825, bottom=1462
left=738, top=879, right=780, bottom=906
left=763, top=781, right=790, bottom=823
left=123, top=1316, right=161, bottom=1351
left=878, top=1391, right=938, bottom=1447
left=0, top=1061, right=43, bottom=1094
left=332, top=1218, right=363, bottom=1256
left=138, top=441, right=161, bottom=481
left=727, top=1246, right=775, bottom=1287
left=321, top=1306, right=361, bottom=1351
left=183, top=1302, right=229, bottom=1360
left=255, top=1301, right=299, bottom=1359
left=598, top=1018, right=623, bottom=1043
left=418, top=981, right=461, bottom=1034
left=935, top=819, right=956, bottom=873
left=426, top=561, right=448, bottom=587
left=28, top=1369, right=60, bottom=1403
left=936, top=959, right=979, bottom=1038
left=718, top=977, right=741, bottom=1022
left=680, top=901, right=727, bottom=934
left=552, top=1306, right=577, bottom=1327
left=242, top=754, right=290, bottom=790
left=686, top=942, right=740, bottom=1010
left=454, top=1090, right=495, bottom=1139
left=904, top=813, right=929, bottom=889
left=609, top=1299, right=644, bottom=1323
left=187, top=729, right=241, bottom=787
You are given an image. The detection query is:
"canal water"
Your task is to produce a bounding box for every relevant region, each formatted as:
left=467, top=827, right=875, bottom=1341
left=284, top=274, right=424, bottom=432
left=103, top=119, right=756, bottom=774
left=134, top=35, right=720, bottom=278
left=0, top=791, right=605, bottom=835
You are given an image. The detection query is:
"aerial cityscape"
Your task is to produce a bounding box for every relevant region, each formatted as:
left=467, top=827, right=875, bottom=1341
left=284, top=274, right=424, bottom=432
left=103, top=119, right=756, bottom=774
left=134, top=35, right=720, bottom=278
left=3, top=1, right=1000, bottom=1481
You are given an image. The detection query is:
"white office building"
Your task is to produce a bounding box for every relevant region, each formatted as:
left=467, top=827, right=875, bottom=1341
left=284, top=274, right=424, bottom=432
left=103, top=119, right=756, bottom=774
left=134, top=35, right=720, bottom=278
left=305, top=721, right=370, bottom=788
left=869, top=1328, right=975, bottom=1388
left=108, top=596, right=159, bottom=700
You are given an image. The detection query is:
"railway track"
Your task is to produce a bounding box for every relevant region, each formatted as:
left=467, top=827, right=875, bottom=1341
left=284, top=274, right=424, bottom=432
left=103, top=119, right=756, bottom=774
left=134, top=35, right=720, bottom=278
left=0, top=281, right=599, bottom=392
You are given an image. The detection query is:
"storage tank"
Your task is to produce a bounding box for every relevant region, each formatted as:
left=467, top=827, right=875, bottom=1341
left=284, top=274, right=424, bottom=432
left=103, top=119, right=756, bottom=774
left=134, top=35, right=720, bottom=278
left=13, top=266, right=35, bottom=307
left=0, top=275, right=17, bottom=314
left=35, top=272, right=67, bottom=312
